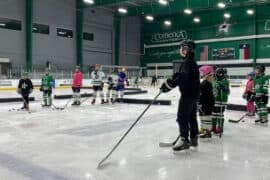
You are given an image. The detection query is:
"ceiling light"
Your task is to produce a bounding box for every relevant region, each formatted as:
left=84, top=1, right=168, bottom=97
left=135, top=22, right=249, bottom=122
left=247, top=9, right=254, bottom=15
left=217, top=2, right=226, bottom=8
left=224, top=13, right=231, bottom=19
left=83, top=0, right=94, bottom=4
left=159, top=0, right=168, bottom=5
left=59, top=32, right=66, bottom=35
left=193, top=17, right=200, bottom=23
left=146, top=15, right=154, bottom=21
left=184, top=8, right=192, bottom=15
left=118, top=7, right=127, bottom=14
left=164, top=20, right=171, bottom=26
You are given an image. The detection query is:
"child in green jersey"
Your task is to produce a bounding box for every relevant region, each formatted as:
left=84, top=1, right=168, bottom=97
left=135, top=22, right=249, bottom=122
left=254, top=65, right=269, bottom=124
left=212, top=68, right=230, bottom=135
left=40, top=68, right=54, bottom=106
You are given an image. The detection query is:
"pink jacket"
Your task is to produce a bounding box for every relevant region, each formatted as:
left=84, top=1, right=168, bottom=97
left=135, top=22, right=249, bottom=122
left=244, top=79, right=254, bottom=94
left=72, top=71, right=83, bottom=87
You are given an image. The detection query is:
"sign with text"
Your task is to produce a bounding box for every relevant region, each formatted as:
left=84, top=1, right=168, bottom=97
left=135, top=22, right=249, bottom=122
left=212, top=48, right=235, bottom=60
left=151, top=31, right=187, bottom=44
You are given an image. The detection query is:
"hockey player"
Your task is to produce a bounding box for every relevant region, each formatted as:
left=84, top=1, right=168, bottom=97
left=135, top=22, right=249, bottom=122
left=72, top=66, right=83, bottom=105
left=91, top=64, right=105, bottom=104
left=212, top=68, right=230, bottom=134
left=133, top=76, right=139, bottom=88
left=40, top=68, right=54, bottom=107
left=151, top=76, right=157, bottom=87
left=105, top=69, right=118, bottom=103
left=160, top=40, right=200, bottom=151
left=114, top=68, right=129, bottom=102
left=243, top=72, right=255, bottom=116
left=254, top=65, right=269, bottom=124
left=198, top=65, right=215, bottom=138
left=17, top=72, right=34, bottom=110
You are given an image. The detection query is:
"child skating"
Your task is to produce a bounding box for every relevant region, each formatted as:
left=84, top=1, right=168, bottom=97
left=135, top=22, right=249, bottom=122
left=254, top=65, right=270, bottom=124
left=243, top=72, right=255, bottom=116
left=212, top=68, right=230, bottom=135
left=198, top=65, right=215, bottom=138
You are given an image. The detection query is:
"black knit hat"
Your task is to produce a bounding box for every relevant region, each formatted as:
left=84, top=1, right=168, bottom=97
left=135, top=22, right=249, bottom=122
left=180, top=39, right=196, bottom=52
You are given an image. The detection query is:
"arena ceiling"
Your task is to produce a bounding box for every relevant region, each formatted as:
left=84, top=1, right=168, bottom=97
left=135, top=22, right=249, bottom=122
left=82, top=0, right=270, bottom=16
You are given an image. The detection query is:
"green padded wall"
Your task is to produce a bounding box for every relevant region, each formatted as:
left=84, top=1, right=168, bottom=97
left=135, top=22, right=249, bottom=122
left=141, top=4, right=270, bottom=65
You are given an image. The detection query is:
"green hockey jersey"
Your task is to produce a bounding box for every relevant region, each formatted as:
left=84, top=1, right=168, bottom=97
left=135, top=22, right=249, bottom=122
left=213, top=79, right=230, bottom=104
left=254, top=75, right=270, bottom=95
left=41, top=74, right=54, bottom=90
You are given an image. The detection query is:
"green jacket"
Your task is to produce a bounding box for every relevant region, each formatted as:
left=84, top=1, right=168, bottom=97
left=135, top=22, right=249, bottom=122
left=213, top=79, right=230, bottom=104
left=41, top=74, right=54, bottom=90
left=254, top=74, right=270, bottom=95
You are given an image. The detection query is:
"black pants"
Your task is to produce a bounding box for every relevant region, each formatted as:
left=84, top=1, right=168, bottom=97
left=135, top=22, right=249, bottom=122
left=22, top=93, right=29, bottom=108
left=212, top=105, right=226, bottom=132
left=43, top=89, right=52, bottom=96
left=72, top=87, right=81, bottom=93
left=93, top=86, right=103, bottom=91
left=177, top=96, right=199, bottom=140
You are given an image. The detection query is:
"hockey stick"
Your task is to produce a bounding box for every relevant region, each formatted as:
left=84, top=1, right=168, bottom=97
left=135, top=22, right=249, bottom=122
left=159, top=135, right=180, bottom=147
left=51, top=103, right=64, bottom=110
left=80, top=94, right=91, bottom=105
left=97, top=91, right=161, bottom=169
left=52, top=98, right=72, bottom=110
left=219, top=88, right=223, bottom=139
left=228, top=113, right=247, bottom=123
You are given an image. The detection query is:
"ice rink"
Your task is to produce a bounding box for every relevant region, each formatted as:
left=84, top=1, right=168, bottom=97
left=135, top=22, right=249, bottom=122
left=0, top=87, right=270, bottom=180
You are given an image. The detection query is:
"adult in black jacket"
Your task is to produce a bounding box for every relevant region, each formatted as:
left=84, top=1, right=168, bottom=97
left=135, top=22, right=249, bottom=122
left=160, top=40, right=200, bottom=151
left=17, top=72, right=33, bottom=110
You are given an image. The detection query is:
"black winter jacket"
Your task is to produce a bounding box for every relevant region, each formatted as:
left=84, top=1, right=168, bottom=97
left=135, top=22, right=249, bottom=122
left=18, top=78, right=33, bottom=94
left=199, top=80, right=215, bottom=115
left=167, top=54, right=200, bottom=98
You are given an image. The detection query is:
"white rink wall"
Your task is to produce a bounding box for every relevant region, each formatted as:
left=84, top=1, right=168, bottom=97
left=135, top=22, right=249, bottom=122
left=0, top=79, right=93, bottom=88
left=0, top=78, right=250, bottom=89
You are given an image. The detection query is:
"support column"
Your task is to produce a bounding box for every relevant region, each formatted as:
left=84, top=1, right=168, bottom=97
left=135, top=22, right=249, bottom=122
left=26, top=0, right=33, bottom=72
left=114, top=16, right=121, bottom=65
left=253, top=5, right=258, bottom=68
left=76, top=0, right=84, bottom=69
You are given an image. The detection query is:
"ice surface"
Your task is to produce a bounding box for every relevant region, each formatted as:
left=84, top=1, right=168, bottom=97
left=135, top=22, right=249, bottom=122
left=0, top=87, right=270, bottom=180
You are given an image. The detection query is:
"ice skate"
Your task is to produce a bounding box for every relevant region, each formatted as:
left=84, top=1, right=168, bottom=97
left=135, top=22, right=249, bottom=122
left=189, top=136, right=199, bottom=147
left=173, top=138, right=190, bottom=152
left=200, top=130, right=211, bottom=139
left=91, top=99, right=96, bottom=105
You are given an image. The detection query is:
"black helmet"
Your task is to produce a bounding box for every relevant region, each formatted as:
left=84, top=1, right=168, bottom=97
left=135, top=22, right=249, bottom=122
left=223, top=68, right=227, bottom=75
left=215, top=68, right=226, bottom=80
left=180, top=39, right=196, bottom=52
left=256, top=65, right=265, bottom=73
